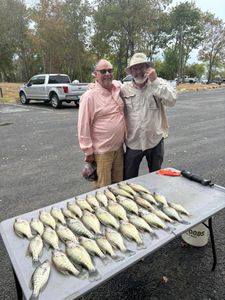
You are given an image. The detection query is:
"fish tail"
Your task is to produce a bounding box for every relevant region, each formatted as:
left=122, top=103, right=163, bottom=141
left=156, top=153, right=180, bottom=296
left=112, top=255, right=124, bottom=262
left=102, top=255, right=111, bottom=265
left=88, top=269, right=101, bottom=282
left=32, top=259, right=41, bottom=268
left=124, top=248, right=135, bottom=256
left=29, top=293, right=39, bottom=300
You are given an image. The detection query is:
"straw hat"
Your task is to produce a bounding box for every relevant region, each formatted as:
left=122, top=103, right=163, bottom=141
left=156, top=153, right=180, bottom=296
left=126, top=53, right=153, bottom=74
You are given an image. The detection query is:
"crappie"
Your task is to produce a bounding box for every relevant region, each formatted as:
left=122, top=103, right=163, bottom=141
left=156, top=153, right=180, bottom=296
left=120, top=221, right=143, bottom=246
left=104, top=189, right=117, bottom=201
left=30, top=218, right=44, bottom=236
left=79, top=236, right=108, bottom=262
left=67, top=217, right=94, bottom=239
left=127, top=183, right=151, bottom=194
left=162, top=206, right=182, bottom=222
left=29, top=260, right=51, bottom=300
left=39, top=211, right=56, bottom=229
left=50, top=207, right=66, bottom=224
left=62, top=207, right=78, bottom=219
left=128, top=215, right=155, bottom=233
left=151, top=207, right=173, bottom=223
left=108, top=187, right=134, bottom=199
left=105, top=228, right=134, bottom=255
left=66, top=241, right=100, bottom=281
left=13, top=218, right=33, bottom=239
left=153, top=192, right=168, bottom=207
left=52, top=250, right=79, bottom=276
left=96, top=235, right=124, bottom=261
left=67, top=202, right=83, bottom=218
left=86, top=194, right=100, bottom=209
left=75, top=197, right=93, bottom=212
left=81, top=211, right=102, bottom=234
left=27, top=235, right=44, bottom=264
left=169, top=202, right=190, bottom=216
left=95, top=207, right=119, bottom=229
left=139, top=209, right=167, bottom=229
left=42, top=227, right=60, bottom=250
left=139, top=192, right=157, bottom=205
left=95, top=191, right=108, bottom=207
left=107, top=200, right=128, bottom=221
left=117, top=182, right=137, bottom=196
left=117, top=196, right=139, bottom=215
left=133, top=195, right=154, bottom=210
left=56, top=223, right=78, bottom=243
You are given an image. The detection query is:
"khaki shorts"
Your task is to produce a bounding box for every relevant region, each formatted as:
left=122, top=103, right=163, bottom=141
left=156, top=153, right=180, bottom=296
left=94, top=146, right=124, bottom=188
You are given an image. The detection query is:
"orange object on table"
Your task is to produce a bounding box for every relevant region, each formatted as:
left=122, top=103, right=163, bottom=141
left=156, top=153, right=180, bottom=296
left=156, top=169, right=181, bottom=176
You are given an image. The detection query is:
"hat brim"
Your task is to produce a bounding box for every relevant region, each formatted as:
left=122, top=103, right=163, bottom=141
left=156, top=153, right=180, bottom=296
left=125, top=61, right=153, bottom=74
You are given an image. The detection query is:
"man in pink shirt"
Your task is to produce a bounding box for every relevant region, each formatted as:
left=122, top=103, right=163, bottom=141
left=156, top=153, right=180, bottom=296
left=78, top=59, right=126, bottom=188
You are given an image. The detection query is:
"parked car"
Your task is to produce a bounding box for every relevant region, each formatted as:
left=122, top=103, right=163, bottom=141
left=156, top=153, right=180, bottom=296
left=19, top=74, right=88, bottom=108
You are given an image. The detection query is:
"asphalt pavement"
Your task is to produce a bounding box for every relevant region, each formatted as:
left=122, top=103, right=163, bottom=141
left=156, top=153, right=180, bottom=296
left=0, top=88, right=225, bottom=300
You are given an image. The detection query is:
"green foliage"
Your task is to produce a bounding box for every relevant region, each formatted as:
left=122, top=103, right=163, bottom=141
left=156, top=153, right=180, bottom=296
left=0, top=0, right=225, bottom=83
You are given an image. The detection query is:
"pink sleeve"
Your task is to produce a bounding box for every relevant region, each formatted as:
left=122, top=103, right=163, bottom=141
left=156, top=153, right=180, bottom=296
left=77, top=93, right=94, bottom=156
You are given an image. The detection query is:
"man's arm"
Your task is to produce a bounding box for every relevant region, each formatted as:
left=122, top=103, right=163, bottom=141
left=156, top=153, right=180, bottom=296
left=77, top=93, right=95, bottom=161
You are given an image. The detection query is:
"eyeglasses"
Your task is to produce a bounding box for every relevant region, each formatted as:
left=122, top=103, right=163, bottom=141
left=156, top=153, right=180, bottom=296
left=96, top=69, right=113, bottom=74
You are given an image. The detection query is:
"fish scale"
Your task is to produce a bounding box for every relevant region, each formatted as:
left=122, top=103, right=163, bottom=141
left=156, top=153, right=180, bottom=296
left=30, top=260, right=51, bottom=299
left=67, top=218, right=94, bottom=238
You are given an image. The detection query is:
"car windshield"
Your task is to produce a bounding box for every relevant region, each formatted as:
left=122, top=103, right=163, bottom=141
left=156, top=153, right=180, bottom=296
left=48, top=75, right=70, bottom=84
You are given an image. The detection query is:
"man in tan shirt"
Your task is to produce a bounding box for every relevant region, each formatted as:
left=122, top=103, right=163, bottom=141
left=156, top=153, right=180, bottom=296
left=121, top=52, right=176, bottom=179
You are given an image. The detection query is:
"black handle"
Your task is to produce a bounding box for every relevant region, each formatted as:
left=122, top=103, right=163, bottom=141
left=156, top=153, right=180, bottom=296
left=181, top=170, right=212, bottom=186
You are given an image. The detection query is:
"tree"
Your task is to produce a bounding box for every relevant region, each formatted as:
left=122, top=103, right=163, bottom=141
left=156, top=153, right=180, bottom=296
left=0, top=0, right=29, bottom=81
left=168, top=1, right=204, bottom=82
left=92, top=0, right=172, bottom=79
left=198, top=13, right=225, bottom=82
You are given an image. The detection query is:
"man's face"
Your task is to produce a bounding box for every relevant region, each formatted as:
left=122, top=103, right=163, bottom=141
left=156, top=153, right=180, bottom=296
left=95, top=60, right=113, bottom=90
left=130, top=63, right=148, bottom=84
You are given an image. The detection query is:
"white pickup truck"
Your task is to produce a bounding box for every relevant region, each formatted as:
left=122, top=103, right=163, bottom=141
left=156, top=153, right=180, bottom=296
left=19, top=74, right=88, bottom=108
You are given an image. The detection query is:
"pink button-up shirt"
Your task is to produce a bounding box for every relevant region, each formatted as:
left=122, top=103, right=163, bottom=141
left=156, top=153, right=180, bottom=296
left=78, top=80, right=126, bottom=155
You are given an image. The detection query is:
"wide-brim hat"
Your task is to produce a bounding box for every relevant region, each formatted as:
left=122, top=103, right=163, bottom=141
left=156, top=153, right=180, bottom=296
left=126, top=52, right=153, bottom=74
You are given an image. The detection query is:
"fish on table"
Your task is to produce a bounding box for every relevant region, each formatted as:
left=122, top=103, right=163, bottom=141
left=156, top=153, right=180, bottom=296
left=13, top=218, right=33, bottom=239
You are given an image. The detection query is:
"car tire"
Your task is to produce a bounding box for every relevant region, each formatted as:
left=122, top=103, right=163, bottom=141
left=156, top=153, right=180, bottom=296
left=20, top=92, right=29, bottom=105
left=50, top=93, right=62, bottom=109
left=74, top=100, right=79, bottom=107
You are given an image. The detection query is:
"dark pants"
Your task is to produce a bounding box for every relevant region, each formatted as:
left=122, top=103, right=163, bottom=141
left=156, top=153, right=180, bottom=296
left=124, top=139, right=164, bottom=180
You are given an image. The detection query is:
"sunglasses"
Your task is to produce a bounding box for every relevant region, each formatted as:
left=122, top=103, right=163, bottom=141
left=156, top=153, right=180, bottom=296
left=96, top=69, right=113, bottom=74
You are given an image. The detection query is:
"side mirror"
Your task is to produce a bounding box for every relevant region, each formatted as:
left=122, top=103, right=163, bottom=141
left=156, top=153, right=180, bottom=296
left=27, top=82, right=32, bottom=87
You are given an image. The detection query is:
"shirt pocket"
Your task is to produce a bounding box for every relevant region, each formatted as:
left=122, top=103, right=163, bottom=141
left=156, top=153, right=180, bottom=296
left=147, top=95, right=159, bottom=110
left=124, top=93, right=136, bottom=112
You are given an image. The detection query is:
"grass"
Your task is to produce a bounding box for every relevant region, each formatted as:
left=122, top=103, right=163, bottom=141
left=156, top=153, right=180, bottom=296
left=0, top=82, right=21, bottom=104
left=0, top=82, right=223, bottom=104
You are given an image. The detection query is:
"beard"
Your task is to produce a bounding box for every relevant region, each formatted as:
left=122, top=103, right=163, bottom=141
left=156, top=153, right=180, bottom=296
left=133, top=75, right=148, bottom=84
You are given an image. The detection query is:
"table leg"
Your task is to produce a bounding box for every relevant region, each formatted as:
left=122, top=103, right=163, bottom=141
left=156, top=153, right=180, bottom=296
left=203, top=217, right=217, bottom=271
left=13, top=268, right=23, bottom=300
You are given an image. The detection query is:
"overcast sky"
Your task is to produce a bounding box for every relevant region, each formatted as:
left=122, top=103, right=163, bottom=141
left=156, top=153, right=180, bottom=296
left=171, top=0, right=225, bottom=21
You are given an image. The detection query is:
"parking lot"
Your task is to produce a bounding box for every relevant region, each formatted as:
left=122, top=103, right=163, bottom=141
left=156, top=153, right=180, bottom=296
left=0, top=88, right=225, bottom=300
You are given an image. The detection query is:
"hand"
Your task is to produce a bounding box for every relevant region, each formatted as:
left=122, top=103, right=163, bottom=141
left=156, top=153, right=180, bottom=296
left=145, top=68, right=157, bottom=82
left=85, top=154, right=95, bottom=162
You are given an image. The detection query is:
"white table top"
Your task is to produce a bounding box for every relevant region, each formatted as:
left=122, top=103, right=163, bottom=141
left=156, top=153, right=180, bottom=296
left=1, top=169, right=225, bottom=300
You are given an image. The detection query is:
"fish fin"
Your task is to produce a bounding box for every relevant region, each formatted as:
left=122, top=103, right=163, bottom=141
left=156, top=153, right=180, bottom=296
left=32, top=259, right=41, bottom=268
left=88, top=269, right=101, bottom=282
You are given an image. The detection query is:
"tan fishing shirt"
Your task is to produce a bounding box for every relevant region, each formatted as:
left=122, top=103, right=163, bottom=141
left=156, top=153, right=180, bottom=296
left=121, top=78, right=176, bottom=151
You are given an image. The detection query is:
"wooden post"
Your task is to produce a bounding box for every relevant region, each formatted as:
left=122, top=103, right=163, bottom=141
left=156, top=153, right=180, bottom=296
left=0, top=87, right=3, bottom=97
